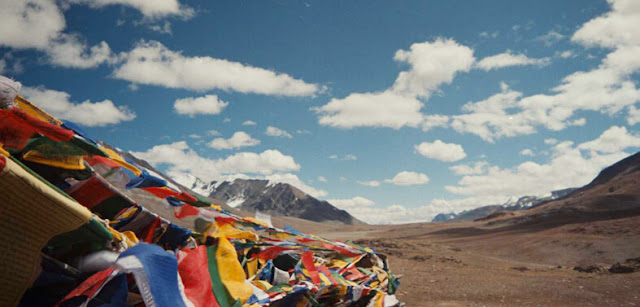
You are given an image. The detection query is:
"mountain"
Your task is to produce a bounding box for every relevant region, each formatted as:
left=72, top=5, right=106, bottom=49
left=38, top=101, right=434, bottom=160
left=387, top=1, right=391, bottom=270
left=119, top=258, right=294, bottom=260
left=482, top=151, right=640, bottom=227
left=432, top=189, right=578, bottom=223
left=173, top=173, right=363, bottom=225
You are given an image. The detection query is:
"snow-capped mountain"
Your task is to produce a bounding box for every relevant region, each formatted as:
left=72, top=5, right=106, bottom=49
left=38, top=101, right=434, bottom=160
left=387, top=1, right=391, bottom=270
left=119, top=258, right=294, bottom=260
left=431, top=188, right=578, bottom=223
left=172, top=173, right=362, bottom=225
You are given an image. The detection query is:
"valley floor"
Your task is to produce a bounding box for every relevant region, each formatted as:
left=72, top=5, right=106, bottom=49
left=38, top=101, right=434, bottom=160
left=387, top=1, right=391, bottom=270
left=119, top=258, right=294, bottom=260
left=314, top=216, right=640, bottom=306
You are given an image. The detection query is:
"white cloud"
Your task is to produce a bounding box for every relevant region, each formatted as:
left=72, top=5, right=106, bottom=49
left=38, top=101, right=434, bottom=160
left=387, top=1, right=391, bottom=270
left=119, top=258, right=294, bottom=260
left=0, top=53, right=24, bottom=75
left=0, top=0, right=113, bottom=68
left=315, top=91, right=424, bottom=129
left=391, top=38, right=475, bottom=98
left=265, top=126, right=293, bottom=138
left=415, top=140, right=467, bottom=162
left=21, top=86, right=135, bottom=126
left=544, top=138, right=558, bottom=145
left=315, top=38, right=474, bottom=129
left=357, top=180, right=381, bottom=187
left=265, top=173, right=327, bottom=198
left=559, top=50, right=575, bottom=59
left=479, top=31, right=499, bottom=38
left=577, top=126, right=640, bottom=153
left=421, top=114, right=450, bottom=132
left=328, top=197, right=375, bottom=210
left=208, top=131, right=260, bottom=150
left=328, top=197, right=442, bottom=224
left=329, top=154, right=357, bottom=161
left=317, top=176, right=327, bottom=182
left=174, top=94, right=228, bottom=116
left=148, top=21, right=173, bottom=34
left=188, top=134, right=200, bottom=139
left=449, top=161, right=489, bottom=175
left=537, top=30, right=565, bottom=46
left=113, top=40, right=321, bottom=96
left=68, top=0, right=194, bottom=19
left=339, top=177, right=347, bottom=182
left=475, top=51, right=550, bottom=71
left=206, top=130, right=221, bottom=136
left=572, top=0, right=640, bottom=49
left=132, top=141, right=300, bottom=181
left=0, top=0, right=65, bottom=50
left=242, top=120, right=257, bottom=126
left=46, top=34, right=114, bottom=68
left=384, top=171, right=430, bottom=185
left=519, top=149, right=535, bottom=156
left=223, top=118, right=231, bottom=123
left=446, top=1, right=640, bottom=142
left=441, top=126, right=640, bottom=209
left=628, top=105, right=640, bottom=125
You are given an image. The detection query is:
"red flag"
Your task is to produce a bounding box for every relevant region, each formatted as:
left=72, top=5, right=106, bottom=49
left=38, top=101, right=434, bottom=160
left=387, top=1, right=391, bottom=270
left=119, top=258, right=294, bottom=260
left=54, top=267, right=116, bottom=307
left=177, top=192, right=198, bottom=203
left=174, top=204, right=200, bottom=219
left=67, top=175, right=115, bottom=210
left=0, top=109, right=73, bottom=149
left=301, top=251, right=321, bottom=284
left=177, top=246, right=221, bottom=307
left=141, top=186, right=181, bottom=199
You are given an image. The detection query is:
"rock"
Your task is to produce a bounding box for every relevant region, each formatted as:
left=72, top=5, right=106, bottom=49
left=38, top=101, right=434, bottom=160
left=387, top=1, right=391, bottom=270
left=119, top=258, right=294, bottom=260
left=609, top=263, right=636, bottom=274
left=608, top=257, right=640, bottom=274
left=410, top=255, right=432, bottom=262
left=573, top=264, right=606, bottom=273
left=511, top=266, right=529, bottom=272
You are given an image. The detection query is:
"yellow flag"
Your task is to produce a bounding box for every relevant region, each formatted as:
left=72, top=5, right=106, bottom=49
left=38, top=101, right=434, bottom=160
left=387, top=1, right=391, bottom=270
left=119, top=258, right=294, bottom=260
left=216, top=236, right=253, bottom=303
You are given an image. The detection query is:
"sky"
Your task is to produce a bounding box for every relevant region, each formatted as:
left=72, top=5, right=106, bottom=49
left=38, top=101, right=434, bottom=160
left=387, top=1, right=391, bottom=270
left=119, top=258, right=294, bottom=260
left=2, top=0, right=640, bottom=224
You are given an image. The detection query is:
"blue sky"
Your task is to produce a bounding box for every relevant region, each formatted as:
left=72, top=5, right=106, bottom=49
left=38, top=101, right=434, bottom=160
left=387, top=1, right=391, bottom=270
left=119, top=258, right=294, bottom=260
left=3, top=0, right=640, bottom=223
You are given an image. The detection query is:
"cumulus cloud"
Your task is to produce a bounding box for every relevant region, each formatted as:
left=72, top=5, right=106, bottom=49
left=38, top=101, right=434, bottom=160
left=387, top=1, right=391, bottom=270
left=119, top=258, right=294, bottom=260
left=572, top=0, right=640, bottom=49
left=0, top=0, right=114, bottom=68
left=113, top=40, right=321, bottom=96
left=421, top=114, right=450, bottom=132
left=0, top=0, right=65, bottom=50
left=577, top=126, right=640, bottom=153
left=328, top=197, right=442, bottom=224
left=315, top=91, right=424, bottom=129
left=544, top=138, right=558, bottom=145
left=242, top=120, right=257, bottom=126
left=265, top=126, right=293, bottom=138
left=206, top=130, right=221, bottom=136
left=265, top=173, right=327, bottom=198
left=415, top=140, right=467, bottom=162
left=384, top=171, right=430, bottom=185
left=328, top=197, right=375, bottom=210
left=132, top=141, right=300, bottom=181
left=390, top=38, right=476, bottom=98
left=315, top=38, right=475, bottom=129
left=440, top=126, right=640, bottom=209
left=475, top=51, right=550, bottom=71
left=441, top=1, right=640, bottom=142
left=536, top=30, right=565, bottom=47
left=357, top=180, right=381, bottom=187
left=208, top=131, right=260, bottom=150
left=69, top=0, right=194, bottom=19
left=174, top=94, right=228, bottom=116
left=21, top=86, right=135, bottom=126
left=628, top=105, right=640, bottom=125
left=449, top=161, right=489, bottom=175
left=519, top=149, right=535, bottom=156
left=317, top=176, right=327, bottom=182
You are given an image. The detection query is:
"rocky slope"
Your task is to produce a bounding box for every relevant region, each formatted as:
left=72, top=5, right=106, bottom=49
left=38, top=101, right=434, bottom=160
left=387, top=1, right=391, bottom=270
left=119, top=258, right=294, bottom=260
left=432, top=189, right=577, bottom=223
left=173, top=173, right=362, bottom=225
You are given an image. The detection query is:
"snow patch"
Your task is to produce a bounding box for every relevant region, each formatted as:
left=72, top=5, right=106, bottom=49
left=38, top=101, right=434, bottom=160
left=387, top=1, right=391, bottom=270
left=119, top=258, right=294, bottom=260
left=226, top=196, right=246, bottom=208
